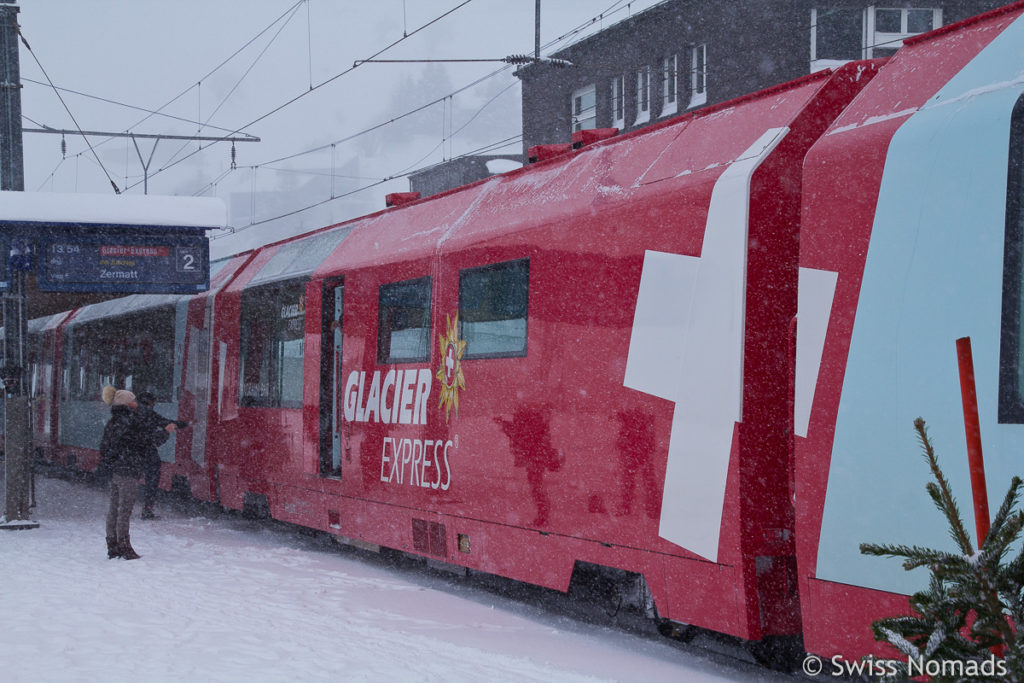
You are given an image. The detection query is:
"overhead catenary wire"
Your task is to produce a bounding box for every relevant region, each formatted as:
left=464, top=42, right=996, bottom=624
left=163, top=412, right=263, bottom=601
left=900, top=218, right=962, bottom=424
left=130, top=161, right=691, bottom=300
left=160, top=1, right=306, bottom=171
left=119, top=0, right=477, bottom=195
left=210, top=134, right=523, bottom=240
left=117, top=1, right=304, bottom=144
left=206, top=0, right=651, bottom=238
left=20, top=78, right=256, bottom=139
left=28, top=1, right=668, bottom=228
left=17, top=26, right=122, bottom=193
left=229, top=0, right=642, bottom=170
left=208, top=79, right=521, bottom=238
left=30, top=0, right=639, bottom=203
left=306, top=0, right=314, bottom=90
left=21, top=1, right=299, bottom=171
left=213, top=128, right=524, bottom=241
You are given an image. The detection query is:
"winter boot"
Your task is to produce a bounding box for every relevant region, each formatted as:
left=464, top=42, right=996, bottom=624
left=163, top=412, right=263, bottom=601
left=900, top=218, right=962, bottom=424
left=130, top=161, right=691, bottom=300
left=119, top=539, right=141, bottom=561
left=106, top=536, right=121, bottom=559
left=141, top=507, right=158, bottom=520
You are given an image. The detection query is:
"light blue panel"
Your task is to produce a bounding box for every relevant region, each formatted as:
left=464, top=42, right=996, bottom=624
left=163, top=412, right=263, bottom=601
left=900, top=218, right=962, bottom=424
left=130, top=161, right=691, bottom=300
left=817, top=16, right=1024, bottom=595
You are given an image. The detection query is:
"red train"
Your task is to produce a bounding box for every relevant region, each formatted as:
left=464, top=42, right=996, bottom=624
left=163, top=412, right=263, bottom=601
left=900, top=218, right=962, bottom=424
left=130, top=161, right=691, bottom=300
left=24, top=3, right=1024, bottom=666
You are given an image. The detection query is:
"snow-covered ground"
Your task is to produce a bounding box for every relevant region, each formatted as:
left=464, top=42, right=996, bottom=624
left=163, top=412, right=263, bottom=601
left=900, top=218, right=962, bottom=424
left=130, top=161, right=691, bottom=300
left=1, top=473, right=794, bottom=682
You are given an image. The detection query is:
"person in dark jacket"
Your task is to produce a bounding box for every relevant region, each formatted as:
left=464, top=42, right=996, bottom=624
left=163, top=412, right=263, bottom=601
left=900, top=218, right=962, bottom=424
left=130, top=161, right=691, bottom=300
left=99, top=386, right=173, bottom=560
left=135, top=391, right=188, bottom=520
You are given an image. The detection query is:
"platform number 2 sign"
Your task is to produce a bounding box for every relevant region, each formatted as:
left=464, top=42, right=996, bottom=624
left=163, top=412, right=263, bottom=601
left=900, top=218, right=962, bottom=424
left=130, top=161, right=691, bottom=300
left=175, top=246, right=202, bottom=273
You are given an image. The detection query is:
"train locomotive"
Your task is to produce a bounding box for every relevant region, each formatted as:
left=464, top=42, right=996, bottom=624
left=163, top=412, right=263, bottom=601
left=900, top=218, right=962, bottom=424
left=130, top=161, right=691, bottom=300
left=21, top=2, right=1024, bottom=666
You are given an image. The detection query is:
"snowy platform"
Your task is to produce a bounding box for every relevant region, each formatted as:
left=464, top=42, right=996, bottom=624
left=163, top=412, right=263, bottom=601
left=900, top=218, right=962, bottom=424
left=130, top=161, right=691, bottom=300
left=0, top=474, right=791, bottom=682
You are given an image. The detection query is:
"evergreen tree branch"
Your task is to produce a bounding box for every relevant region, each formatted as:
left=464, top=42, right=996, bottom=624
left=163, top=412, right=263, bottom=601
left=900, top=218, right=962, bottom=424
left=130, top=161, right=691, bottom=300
left=915, top=418, right=974, bottom=555
left=987, top=477, right=1023, bottom=545
left=863, top=418, right=1024, bottom=671
left=860, top=542, right=971, bottom=573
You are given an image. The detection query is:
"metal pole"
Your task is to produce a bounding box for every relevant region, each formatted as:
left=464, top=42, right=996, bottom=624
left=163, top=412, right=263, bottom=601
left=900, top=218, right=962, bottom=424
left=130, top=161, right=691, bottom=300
left=130, top=135, right=160, bottom=195
left=956, top=336, right=990, bottom=547
left=0, top=0, right=20, bottom=188
left=0, top=0, right=36, bottom=530
left=535, top=0, right=541, bottom=61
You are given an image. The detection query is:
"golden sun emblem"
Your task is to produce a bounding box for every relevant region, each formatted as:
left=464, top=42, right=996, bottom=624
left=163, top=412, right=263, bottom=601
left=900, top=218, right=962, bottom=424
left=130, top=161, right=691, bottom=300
left=436, top=313, right=466, bottom=422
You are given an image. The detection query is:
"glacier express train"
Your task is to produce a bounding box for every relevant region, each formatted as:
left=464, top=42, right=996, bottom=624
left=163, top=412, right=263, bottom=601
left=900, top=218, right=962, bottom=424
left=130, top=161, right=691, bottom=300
left=24, top=2, right=1024, bottom=665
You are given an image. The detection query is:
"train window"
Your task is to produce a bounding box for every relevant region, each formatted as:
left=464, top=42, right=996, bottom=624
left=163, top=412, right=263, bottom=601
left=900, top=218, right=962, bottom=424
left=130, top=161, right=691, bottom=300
left=459, top=259, right=528, bottom=359
left=63, top=309, right=175, bottom=402
left=1000, top=93, right=1024, bottom=423
left=239, top=280, right=306, bottom=408
left=378, top=277, right=432, bottom=364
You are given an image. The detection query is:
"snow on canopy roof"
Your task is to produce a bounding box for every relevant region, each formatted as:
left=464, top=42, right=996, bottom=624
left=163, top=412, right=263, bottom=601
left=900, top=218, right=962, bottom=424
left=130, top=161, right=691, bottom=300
left=0, top=191, right=226, bottom=229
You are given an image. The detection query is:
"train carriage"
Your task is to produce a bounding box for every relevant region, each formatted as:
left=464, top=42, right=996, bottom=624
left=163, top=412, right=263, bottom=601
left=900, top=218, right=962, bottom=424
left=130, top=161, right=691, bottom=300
left=796, top=2, right=1024, bottom=660
left=271, top=62, right=875, bottom=650
left=169, top=250, right=257, bottom=502
left=206, top=228, right=353, bottom=516
left=26, top=311, right=72, bottom=464
left=55, top=293, right=189, bottom=472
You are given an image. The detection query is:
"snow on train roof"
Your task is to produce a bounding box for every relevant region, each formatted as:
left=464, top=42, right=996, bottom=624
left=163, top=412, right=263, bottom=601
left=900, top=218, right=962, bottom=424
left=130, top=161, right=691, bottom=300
left=0, top=191, right=226, bottom=229
left=26, top=310, right=70, bottom=334
left=67, top=292, right=186, bottom=325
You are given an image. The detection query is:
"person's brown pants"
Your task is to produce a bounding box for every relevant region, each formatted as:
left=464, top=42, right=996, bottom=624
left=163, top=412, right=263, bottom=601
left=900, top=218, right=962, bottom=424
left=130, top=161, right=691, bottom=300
left=105, top=474, right=138, bottom=542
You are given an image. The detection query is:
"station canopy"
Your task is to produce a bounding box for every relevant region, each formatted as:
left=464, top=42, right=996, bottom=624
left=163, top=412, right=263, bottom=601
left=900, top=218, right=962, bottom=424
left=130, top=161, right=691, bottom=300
left=0, top=191, right=226, bottom=318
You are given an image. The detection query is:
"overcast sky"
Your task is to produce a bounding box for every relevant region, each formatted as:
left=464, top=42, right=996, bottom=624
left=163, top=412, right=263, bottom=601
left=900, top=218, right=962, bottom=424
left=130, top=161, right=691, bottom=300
left=15, top=1, right=664, bottom=256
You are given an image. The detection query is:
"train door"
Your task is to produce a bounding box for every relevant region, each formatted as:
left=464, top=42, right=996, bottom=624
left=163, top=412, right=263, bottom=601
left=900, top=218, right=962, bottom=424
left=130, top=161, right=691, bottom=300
left=185, top=295, right=215, bottom=466
left=319, top=279, right=344, bottom=478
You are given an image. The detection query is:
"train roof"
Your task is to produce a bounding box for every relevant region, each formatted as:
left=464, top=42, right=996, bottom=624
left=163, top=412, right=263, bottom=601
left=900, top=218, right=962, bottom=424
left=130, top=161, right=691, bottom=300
left=284, top=62, right=879, bottom=281
left=26, top=310, right=72, bottom=335
left=244, top=227, right=353, bottom=288
left=31, top=39, right=884, bottom=317
left=819, top=1, right=1024, bottom=140
left=67, top=292, right=186, bottom=325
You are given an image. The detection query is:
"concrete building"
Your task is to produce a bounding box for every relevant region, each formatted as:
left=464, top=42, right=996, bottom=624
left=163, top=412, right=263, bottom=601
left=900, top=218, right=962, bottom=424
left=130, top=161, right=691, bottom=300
left=408, top=155, right=522, bottom=199
left=515, top=1, right=1005, bottom=153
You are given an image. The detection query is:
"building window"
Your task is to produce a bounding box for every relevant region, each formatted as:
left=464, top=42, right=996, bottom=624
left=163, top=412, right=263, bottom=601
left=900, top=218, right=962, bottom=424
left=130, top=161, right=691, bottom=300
left=810, top=8, right=864, bottom=70
left=865, top=7, right=941, bottom=58
left=571, top=84, right=597, bottom=132
left=459, top=259, right=529, bottom=359
left=610, top=74, right=625, bottom=129
left=1000, top=93, right=1024, bottom=423
left=635, top=66, right=651, bottom=124
left=378, top=276, right=432, bottom=364
left=662, top=55, right=678, bottom=117
left=239, top=280, right=307, bottom=408
left=811, top=7, right=941, bottom=69
left=689, top=44, right=707, bottom=109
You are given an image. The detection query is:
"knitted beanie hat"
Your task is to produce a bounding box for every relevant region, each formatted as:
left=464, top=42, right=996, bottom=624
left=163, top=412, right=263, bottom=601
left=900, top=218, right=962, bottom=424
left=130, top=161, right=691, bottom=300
left=101, top=385, right=136, bottom=407
left=113, top=390, right=136, bottom=406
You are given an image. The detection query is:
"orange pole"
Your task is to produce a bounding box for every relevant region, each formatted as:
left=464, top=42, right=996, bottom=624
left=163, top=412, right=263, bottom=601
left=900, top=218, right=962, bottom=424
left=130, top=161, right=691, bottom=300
left=956, top=337, right=990, bottom=548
